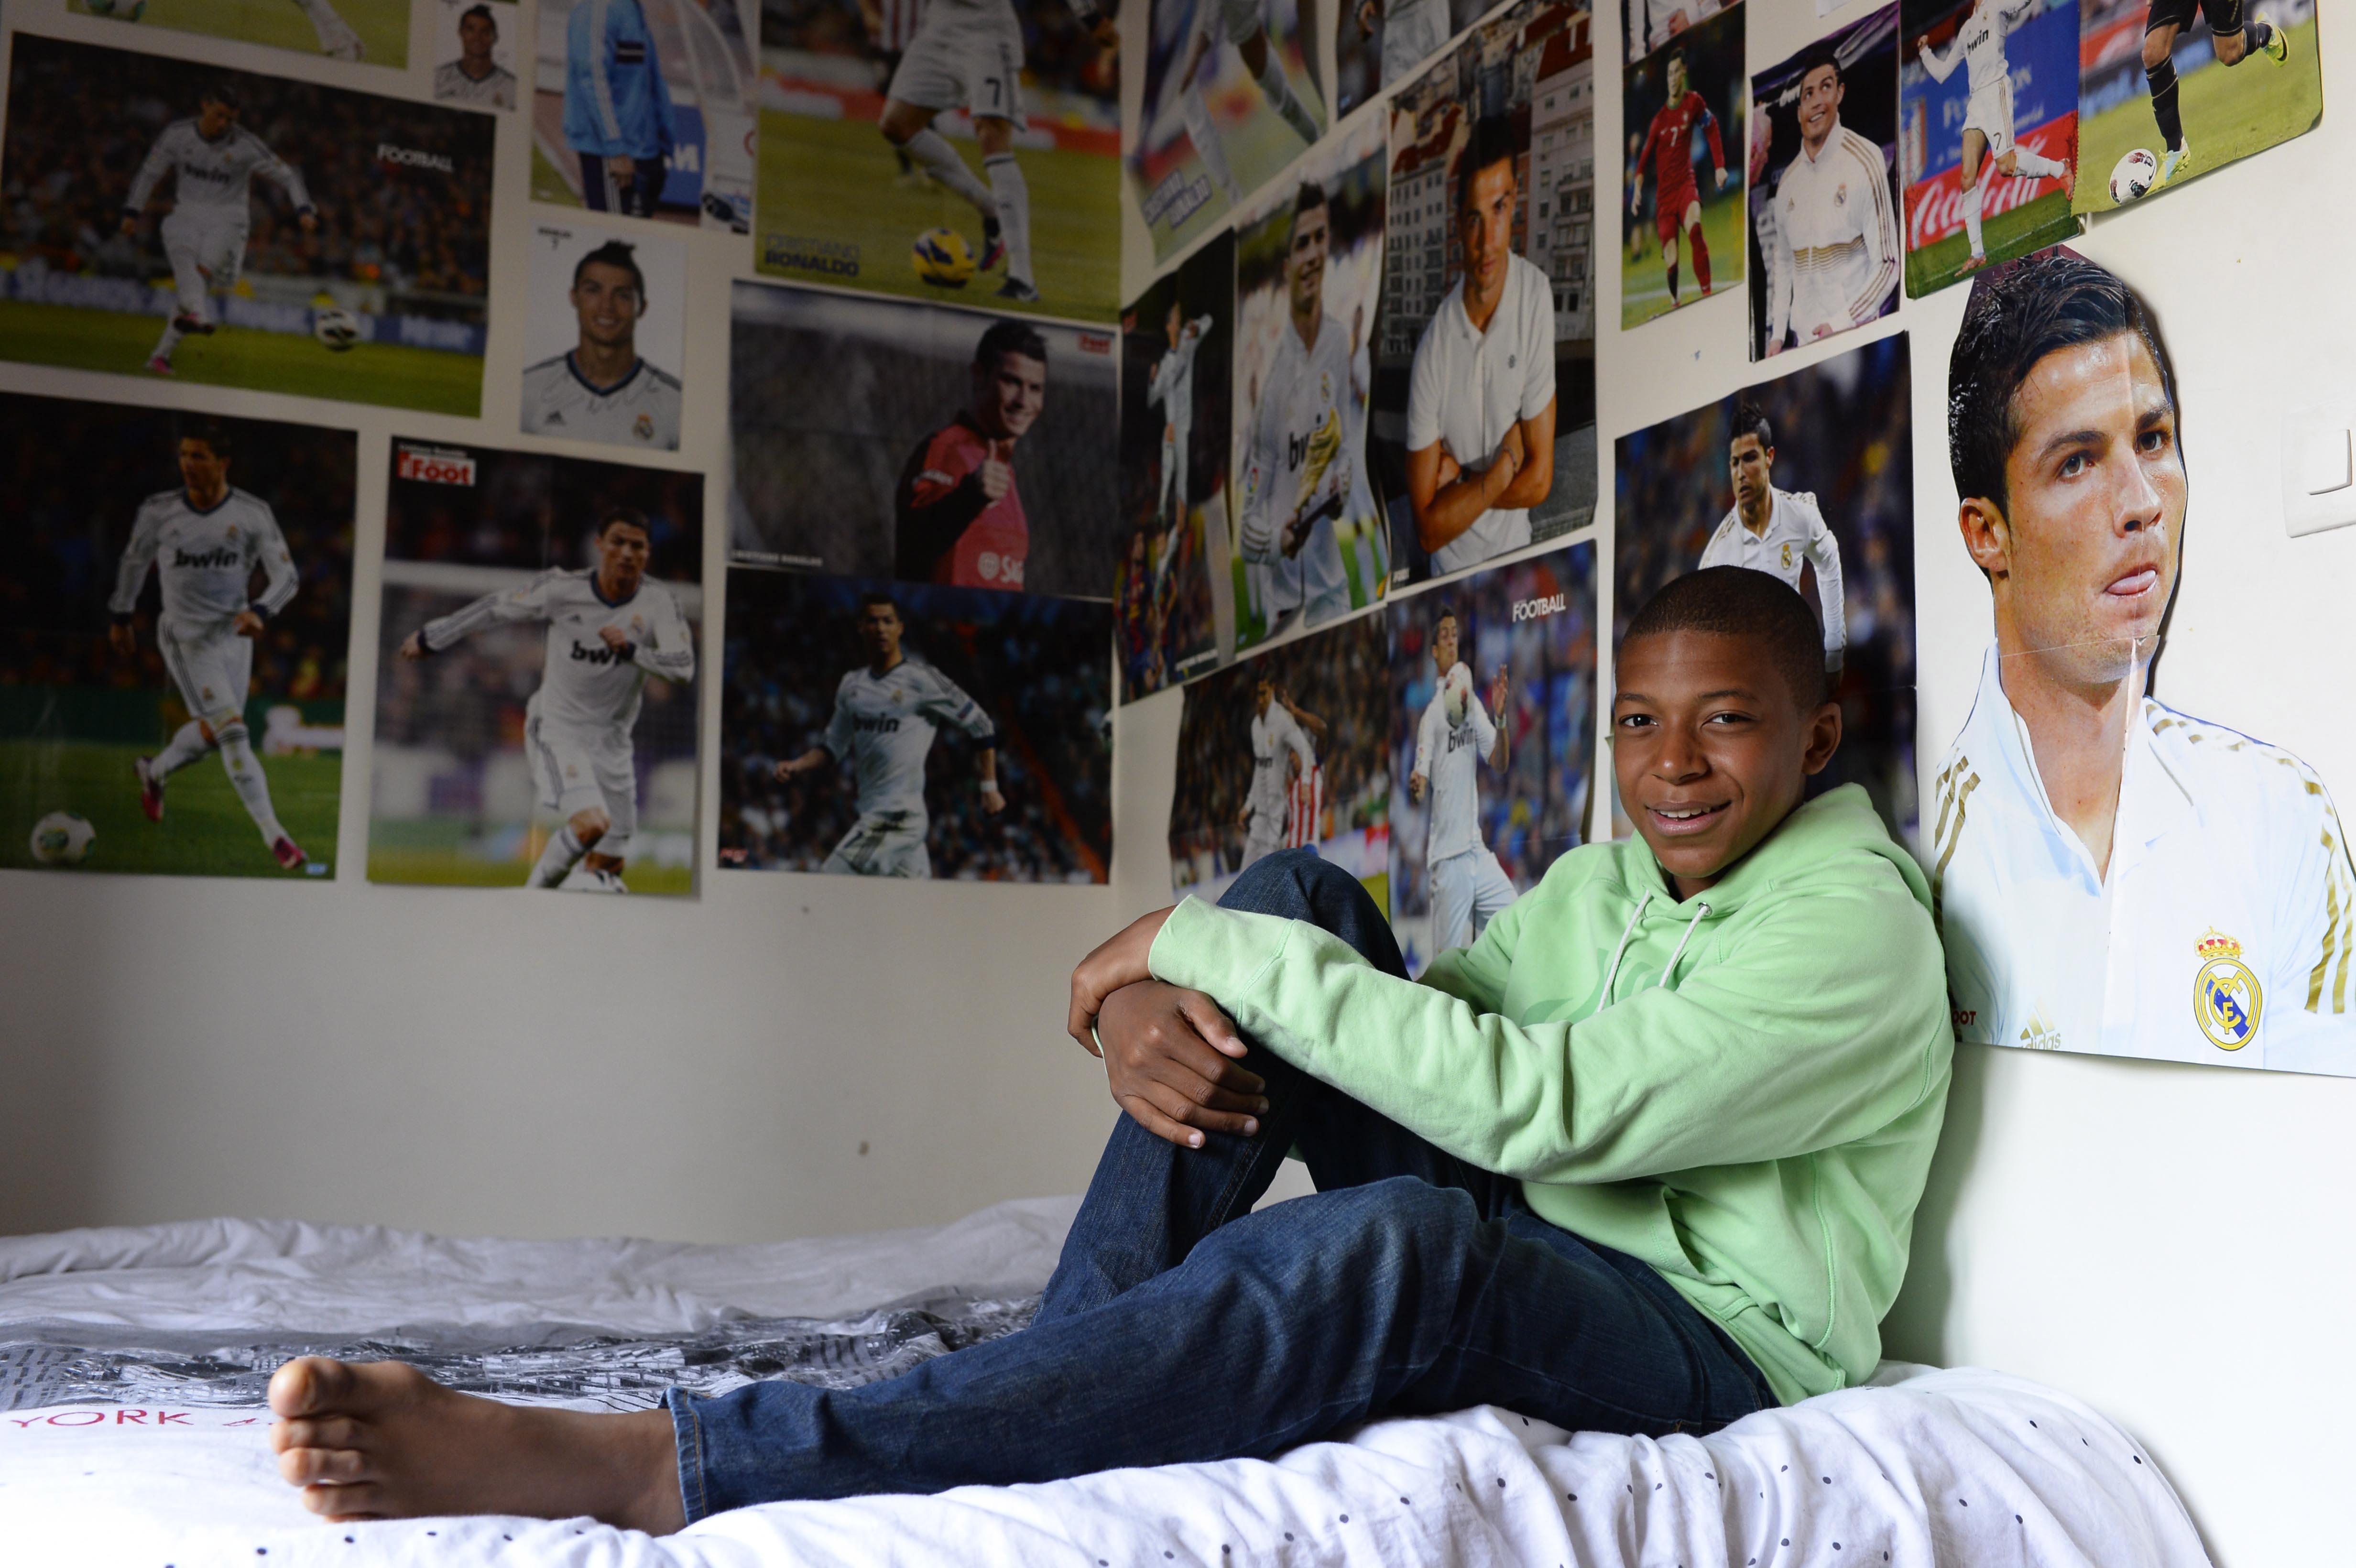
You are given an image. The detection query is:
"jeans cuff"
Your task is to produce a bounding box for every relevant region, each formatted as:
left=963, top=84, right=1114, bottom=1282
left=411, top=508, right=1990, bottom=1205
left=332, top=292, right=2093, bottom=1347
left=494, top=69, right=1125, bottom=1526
left=664, top=1386, right=712, bottom=1524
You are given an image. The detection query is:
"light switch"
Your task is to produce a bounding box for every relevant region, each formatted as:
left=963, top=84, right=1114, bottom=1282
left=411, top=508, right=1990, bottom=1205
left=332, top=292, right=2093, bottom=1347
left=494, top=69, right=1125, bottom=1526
left=2283, top=406, right=2356, bottom=538
left=2300, top=427, right=2351, bottom=495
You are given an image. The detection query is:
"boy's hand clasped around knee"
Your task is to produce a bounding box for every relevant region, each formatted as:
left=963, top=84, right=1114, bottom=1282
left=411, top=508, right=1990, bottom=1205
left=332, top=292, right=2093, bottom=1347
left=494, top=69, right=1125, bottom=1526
left=1088, top=981, right=1268, bottom=1149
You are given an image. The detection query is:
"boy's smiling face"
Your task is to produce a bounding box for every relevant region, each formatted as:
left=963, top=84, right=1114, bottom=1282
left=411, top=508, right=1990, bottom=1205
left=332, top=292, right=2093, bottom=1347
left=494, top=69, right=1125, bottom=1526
left=1612, top=629, right=1842, bottom=901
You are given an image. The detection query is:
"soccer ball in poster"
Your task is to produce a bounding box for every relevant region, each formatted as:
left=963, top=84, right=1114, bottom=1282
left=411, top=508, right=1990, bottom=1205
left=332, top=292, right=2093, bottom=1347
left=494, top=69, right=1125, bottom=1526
left=29, top=812, right=96, bottom=866
left=912, top=228, right=978, bottom=289
left=313, top=307, right=362, bottom=352
left=2109, top=149, right=2160, bottom=205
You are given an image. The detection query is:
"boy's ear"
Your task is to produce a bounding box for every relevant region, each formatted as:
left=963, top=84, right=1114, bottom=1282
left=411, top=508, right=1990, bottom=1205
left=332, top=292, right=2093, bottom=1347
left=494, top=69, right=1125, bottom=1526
left=1801, top=698, right=1843, bottom=777
left=1958, top=497, right=2011, bottom=578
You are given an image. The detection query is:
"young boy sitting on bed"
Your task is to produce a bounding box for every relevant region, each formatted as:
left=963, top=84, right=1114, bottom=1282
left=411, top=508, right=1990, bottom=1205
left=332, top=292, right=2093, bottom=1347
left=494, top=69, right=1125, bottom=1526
left=269, top=566, right=1952, bottom=1530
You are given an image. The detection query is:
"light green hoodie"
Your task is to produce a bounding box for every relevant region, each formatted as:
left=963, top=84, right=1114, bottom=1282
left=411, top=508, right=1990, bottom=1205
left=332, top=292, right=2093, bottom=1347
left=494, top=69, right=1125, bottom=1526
left=1148, top=783, right=1952, bottom=1407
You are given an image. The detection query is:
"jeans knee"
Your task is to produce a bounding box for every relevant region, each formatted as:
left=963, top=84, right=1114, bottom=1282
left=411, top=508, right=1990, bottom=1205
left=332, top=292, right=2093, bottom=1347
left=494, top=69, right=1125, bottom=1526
left=1314, top=1177, right=1480, bottom=1274
left=1220, top=847, right=1366, bottom=921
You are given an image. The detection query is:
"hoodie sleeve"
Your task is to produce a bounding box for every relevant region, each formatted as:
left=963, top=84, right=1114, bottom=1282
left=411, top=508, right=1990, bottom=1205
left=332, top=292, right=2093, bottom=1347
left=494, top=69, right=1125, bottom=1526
left=1149, top=871, right=1944, bottom=1186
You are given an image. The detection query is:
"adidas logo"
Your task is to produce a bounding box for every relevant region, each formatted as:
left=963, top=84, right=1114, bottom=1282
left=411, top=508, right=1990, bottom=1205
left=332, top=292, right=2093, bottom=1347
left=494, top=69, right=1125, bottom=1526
left=2018, top=1007, right=2062, bottom=1051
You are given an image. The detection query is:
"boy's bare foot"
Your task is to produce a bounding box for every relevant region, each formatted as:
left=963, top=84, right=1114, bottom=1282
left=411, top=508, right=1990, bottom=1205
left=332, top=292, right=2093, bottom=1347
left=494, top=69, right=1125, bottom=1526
left=268, top=1357, right=686, bottom=1533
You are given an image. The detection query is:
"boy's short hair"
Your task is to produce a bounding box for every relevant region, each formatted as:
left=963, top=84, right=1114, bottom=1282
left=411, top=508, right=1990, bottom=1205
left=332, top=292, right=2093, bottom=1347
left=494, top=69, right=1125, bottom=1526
left=1948, top=248, right=2178, bottom=513
left=1623, top=566, right=1827, bottom=711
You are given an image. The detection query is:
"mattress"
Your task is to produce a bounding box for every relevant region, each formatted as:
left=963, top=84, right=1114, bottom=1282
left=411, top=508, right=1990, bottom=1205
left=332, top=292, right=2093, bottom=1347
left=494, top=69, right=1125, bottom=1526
left=0, top=1198, right=2214, bottom=1567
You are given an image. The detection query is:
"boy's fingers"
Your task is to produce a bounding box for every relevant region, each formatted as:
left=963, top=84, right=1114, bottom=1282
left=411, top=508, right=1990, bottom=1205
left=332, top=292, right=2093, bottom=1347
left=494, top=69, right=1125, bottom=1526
left=1117, top=1092, right=1208, bottom=1148
left=1142, top=1056, right=1266, bottom=1118
left=1132, top=1081, right=1260, bottom=1139
left=1178, top=991, right=1251, bottom=1060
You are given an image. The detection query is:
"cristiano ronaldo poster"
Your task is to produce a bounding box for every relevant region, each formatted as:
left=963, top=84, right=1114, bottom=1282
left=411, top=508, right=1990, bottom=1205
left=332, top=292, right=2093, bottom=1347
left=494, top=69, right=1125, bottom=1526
left=1386, top=541, right=1597, bottom=978
left=729, top=282, right=1120, bottom=601
left=1613, top=332, right=1919, bottom=853
left=717, top=569, right=1113, bottom=883
left=0, top=392, right=355, bottom=880
left=1619, top=1, right=1744, bottom=328
left=370, top=442, right=702, bottom=895
left=1167, top=611, right=1390, bottom=902
left=0, top=34, right=492, bottom=414
left=66, top=0, right=406, bottom=68
left=756, top=0, right=1121, bottom=319
left=1746, top=5, right=1902, bottom=361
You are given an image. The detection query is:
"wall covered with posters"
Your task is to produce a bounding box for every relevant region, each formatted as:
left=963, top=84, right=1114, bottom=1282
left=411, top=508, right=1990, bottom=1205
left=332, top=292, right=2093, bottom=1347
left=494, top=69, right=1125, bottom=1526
left=2, top=0, right=2355, bottom=1553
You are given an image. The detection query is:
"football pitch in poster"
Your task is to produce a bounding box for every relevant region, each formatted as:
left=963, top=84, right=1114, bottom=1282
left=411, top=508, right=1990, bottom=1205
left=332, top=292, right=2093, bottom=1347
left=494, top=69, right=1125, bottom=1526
left=717, top=569, right=1113, bottom=883
left=369, top=443, right=703, bottom=895
left=754, top=0, right=1120, bottom=319
left=0, top=393, right=355, bottom=882
left=66, top=0, right=410, bottom=69
left=2072, top=0, right=2319, bottom=217
left=0, top=35, right=491, bottom=415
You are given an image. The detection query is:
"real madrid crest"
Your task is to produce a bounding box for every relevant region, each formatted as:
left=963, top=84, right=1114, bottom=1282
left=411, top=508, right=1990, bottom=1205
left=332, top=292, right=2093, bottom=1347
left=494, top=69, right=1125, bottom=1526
left=2192, top=928, right=2262, bottom=1051
left=1834, top=183, right=1849, bottom=207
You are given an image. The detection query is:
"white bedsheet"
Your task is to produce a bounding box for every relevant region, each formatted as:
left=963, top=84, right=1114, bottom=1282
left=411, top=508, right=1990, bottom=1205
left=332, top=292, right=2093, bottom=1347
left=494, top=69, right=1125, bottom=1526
left=0, top=1204, right=2214, bottom=1568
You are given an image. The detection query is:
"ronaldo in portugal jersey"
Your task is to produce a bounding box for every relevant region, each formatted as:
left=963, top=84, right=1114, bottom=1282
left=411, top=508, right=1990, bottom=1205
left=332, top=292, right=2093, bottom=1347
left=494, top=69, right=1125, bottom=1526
left=774, top=593, right=1004, bottom=877
left=399, top=509, right=695, bottom=893
left=1628, top=50, right=1728, bottom=309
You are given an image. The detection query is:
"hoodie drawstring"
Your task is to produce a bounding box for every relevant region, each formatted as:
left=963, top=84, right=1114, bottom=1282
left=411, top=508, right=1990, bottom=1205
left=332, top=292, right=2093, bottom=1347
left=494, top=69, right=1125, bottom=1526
left=1658, top=902, right=1711, bottom=988
left=1591, top=890, right=1651, bottom=1018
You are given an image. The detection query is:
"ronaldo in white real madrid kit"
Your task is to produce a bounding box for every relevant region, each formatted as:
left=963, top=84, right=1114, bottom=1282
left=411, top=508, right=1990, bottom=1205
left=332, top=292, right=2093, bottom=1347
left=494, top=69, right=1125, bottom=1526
left=1237, top=182, right=1387, bottom=636
left=774, top=593, right=1003, bottom=879
left=520, top=240, right=684, bottom=451
left=1929, top=250, right=2354, bottom=1071
left=120, top=86, right=318, bottom=377
left=1239, top=675, right=1318, bottom=870
left=1408, top=606, right=1516, bottom=954
left=1147, top=306, right=1214, bottom=563
left=1697, top=403, right=1846, bottom=671
left=1914, top=0, right=2072, bottom=273
left=108, top=426, right=308, bottom=870
left=1763, top=51, right=1898, bottom=355
left=402, top=510, right=695, bottom=893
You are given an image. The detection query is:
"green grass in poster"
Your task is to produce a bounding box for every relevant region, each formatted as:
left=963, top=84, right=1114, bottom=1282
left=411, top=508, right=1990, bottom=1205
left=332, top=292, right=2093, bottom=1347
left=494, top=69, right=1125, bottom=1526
left=0, top=300, right=481, bottom=417
left=2075, top=20, right=2321, bottom=216
left=1619, top=186, right=1747, bottom=329
left=368, top=817, right=692, bottom=894
left=757, top=110, right=1119, bottom=322
left=66, top=0, right=409, bottom=69
left=0, top=739, right=339, bottom=879
left=1905, top=188, right=2078, bottom=299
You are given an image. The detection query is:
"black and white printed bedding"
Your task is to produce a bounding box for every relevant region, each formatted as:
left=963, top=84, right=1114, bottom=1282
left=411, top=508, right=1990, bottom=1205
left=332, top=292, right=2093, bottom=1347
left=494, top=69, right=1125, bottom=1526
left=0, top=1198, right=2214, bottom=1567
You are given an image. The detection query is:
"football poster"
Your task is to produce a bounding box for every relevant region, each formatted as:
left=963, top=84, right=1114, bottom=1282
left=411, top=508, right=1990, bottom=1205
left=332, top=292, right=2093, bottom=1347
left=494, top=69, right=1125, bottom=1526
left=520, top=222, right=689, bottom=454
left=66, top=0, right=410, bottom=68
left=1132, top=0, right=1330, bottom=264
left=755, top=0, right=1120, bottom=319
left=1386, top=541, right=1597, bottom=977
left=1226, top=111, right=1391, bottom=652
left=0, top=393, right=354, bottom=880
left=0, top=34, right=492, bottom=415
left=1372, top=0, right=1599, bottom=590
left=1898, top=0, right=2081, bottom=298
left=1619, top=0, right=1745, bottom=327
left=1118, top=232, right=1235, bottom=702
left=1614, top=332, right=1918, bottom=851
left=1746, top=3, right=1901, bottom=360
left=1167, top=612, right=1391, bottom=903
left=529, top=0, right=759, bottom=230
left=728, top=282, right=1119, bottom=600
left=1922, top=249, right=2353, bottom=1072
left=2072, top=0, right=2319, bottom=215
left=369, top=442, right=703, bottom=894
left=717, top=569, right=1113, bottom=882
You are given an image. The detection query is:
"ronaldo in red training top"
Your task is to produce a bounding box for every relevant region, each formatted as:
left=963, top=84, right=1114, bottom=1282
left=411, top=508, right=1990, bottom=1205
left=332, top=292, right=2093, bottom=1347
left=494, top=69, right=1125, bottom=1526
left=894, top=320, right=1049, bottom=592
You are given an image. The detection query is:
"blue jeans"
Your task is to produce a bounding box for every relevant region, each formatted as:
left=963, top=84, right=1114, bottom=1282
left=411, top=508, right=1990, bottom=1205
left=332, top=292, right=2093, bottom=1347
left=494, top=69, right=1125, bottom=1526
left=665, top=850, right=1776, bottom=1519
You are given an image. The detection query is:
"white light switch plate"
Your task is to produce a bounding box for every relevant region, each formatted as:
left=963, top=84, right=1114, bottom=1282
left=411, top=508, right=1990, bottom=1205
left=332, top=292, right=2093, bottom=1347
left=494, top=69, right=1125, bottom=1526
left=2283, top=404, right=2356, bottom=537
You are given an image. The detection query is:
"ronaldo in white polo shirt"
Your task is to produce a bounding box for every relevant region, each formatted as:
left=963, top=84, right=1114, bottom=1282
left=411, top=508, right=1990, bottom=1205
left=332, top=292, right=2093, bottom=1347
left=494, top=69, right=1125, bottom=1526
left=1405, top=115, right=1558, bottom=579
left=1929, top=251, right=2353, bottom=1072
